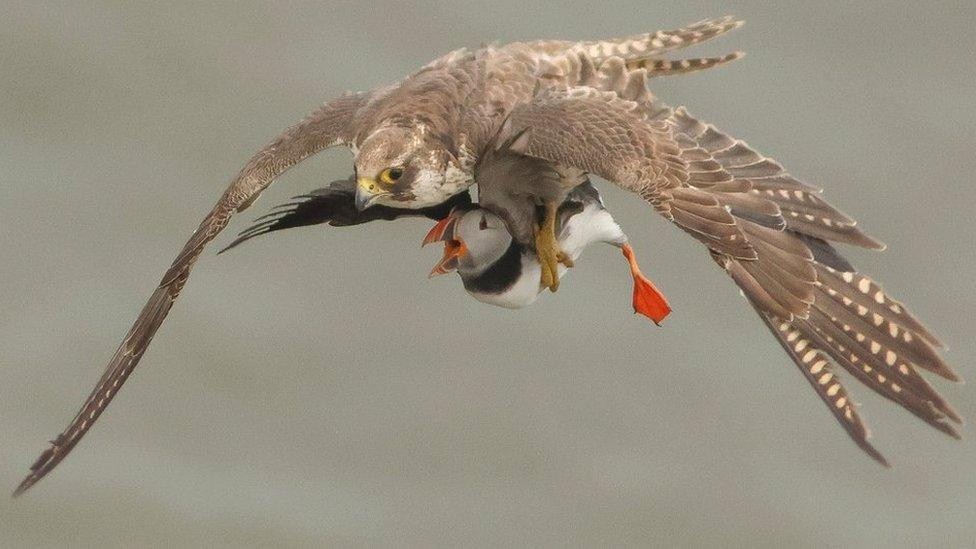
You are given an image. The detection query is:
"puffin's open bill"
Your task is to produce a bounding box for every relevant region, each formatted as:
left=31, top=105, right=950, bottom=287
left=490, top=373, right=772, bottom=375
left=429, top=238, right=468, bottom=277
left=422, top=214, right=460, bottom=247
left=422, top=211, right=468, bottom=277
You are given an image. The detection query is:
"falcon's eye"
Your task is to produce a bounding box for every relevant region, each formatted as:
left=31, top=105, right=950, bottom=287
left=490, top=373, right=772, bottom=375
left=379, top=167, right=404, bottom=185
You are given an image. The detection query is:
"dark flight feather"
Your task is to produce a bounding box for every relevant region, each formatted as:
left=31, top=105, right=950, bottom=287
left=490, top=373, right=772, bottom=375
left=219, top=177, right=473, bottom=253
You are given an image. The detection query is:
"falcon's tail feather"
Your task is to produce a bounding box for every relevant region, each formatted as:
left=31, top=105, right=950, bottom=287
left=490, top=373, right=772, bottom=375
left=574, top=16, right=742, bottom=62
left=633, top=52, right=744, bottom=77
left=571, top=16, right=744, bottom=76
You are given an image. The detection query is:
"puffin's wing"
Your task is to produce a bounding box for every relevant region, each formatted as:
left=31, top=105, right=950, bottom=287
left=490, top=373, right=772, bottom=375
left=15, top=92, right=371, bottom=496
left=556, top=180, right=601, bottom=230
left=502, top=83, right=959, bottom=463
left=220, top=177, right=473, bottom=253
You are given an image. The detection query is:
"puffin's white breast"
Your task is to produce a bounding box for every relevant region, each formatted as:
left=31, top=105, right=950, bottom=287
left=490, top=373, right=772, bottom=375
left=468, top=256, right=545, bottom=309
left=466, top=202, right=627, bottom=309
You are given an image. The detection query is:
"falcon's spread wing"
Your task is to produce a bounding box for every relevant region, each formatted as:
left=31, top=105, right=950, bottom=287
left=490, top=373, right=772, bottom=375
left=500, top=65, right=959, bottom=462
left=219, top=177, right=473, bottom=252
left=504, top=85, right=758, bottom=260
left=675, top=104, right=959, bottom=459
left=15, top=92, right=369, bottom=496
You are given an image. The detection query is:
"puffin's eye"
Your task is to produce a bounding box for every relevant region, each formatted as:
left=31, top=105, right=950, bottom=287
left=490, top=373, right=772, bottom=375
left=379, top=167, right=404, bottom=185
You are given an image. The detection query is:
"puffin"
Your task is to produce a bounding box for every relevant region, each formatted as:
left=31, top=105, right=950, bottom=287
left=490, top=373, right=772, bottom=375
left=422, top=181, right=670, bottom=323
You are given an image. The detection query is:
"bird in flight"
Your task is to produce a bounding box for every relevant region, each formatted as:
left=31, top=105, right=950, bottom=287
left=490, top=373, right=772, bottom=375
left=15, top=16, right=960, bottom=496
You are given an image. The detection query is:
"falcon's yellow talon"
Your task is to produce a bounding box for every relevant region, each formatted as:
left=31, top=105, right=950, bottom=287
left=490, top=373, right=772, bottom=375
left=556, top=251, right=574, bottom=268
left=535, top=200, right=572, bottom=292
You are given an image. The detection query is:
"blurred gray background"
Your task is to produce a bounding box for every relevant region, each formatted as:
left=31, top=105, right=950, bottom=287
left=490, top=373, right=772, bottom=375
left=2, top=2, right=974, bottom=547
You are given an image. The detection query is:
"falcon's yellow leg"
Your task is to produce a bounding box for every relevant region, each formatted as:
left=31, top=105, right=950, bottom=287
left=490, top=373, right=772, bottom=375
left=535, top=200, right=574, bottom=292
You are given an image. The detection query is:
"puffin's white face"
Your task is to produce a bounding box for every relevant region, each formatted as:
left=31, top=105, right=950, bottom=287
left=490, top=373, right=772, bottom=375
left=353, top=126, right=468, bottom=210
left=423, top=209, right=513, bottom=277
left=453, top=210, right=513, bottom=274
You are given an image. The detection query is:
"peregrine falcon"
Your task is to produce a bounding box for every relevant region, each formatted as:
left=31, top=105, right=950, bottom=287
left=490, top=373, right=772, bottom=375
left=15, top=17, right=960, bottom=496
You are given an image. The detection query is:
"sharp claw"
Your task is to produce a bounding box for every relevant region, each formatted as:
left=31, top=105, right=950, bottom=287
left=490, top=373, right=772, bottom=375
left=539, top=254, right=555, bottom=291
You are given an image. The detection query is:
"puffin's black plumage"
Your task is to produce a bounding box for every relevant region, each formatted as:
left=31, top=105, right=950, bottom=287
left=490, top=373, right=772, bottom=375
left=459, top=183, right=600, bottom=296
left=461, top=241, right=525, bottom=295
left=220, top=176, right=473, bottom=253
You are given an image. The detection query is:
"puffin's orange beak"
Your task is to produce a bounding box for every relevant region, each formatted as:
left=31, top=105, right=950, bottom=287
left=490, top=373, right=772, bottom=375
left=424, top=210, right=467, bottom=277
left=422, top=214, right=459, bottom=247
left=429, top=238, right=467, bottom=277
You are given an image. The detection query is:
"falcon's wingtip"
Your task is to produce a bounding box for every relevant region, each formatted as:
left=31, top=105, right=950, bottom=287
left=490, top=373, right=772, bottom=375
left=872, top=452, right=892, bottom=469
left=13, top=464, right=45, bottom=498
left=13, top=477, right=34, bottom=498
left=855, top=429, right=890, bottom=467
left=12, top=442, right=62, bottom=497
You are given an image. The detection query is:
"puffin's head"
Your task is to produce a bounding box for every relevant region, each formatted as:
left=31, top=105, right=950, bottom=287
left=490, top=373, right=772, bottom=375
left=354, top=125, right=466, bottom=210
left=423, top=208, right=513, bottom=278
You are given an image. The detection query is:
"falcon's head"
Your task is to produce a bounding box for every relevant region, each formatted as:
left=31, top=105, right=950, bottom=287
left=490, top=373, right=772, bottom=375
left=354, top=125, right=469, bottom=210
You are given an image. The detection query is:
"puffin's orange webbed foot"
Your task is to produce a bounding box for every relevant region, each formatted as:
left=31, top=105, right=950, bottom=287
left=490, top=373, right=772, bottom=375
left=622, top=243, right=671, bottom=325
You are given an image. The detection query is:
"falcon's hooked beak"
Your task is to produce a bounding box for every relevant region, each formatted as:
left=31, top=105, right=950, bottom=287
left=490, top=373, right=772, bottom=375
left=355, top=177, right=389, bottom=210
left=423, top=212, right=467, bottom=277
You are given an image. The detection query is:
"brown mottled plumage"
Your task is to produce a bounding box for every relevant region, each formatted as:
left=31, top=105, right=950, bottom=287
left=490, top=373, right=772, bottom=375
left=16, top=16, right=959, bottom=496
